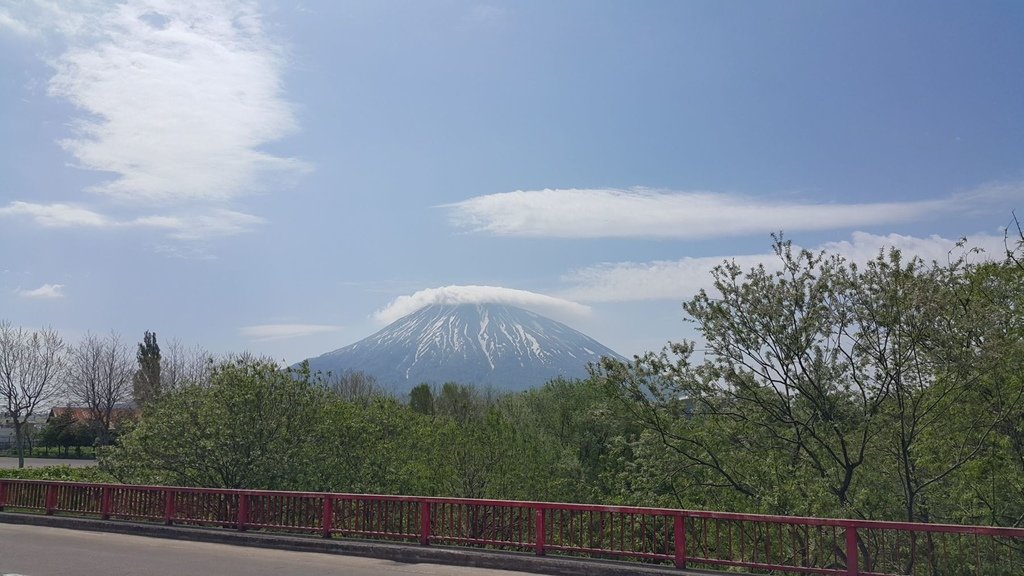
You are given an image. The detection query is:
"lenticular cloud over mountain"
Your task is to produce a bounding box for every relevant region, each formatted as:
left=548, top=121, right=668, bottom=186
left=374, top=285, right=591, bottom=324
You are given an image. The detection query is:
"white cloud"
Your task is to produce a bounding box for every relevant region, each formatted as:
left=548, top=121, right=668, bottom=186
left=374, top=285, right=591, bottom=324
left=240, top=324, right=343, bottom=342
left=0, top=1, right=93, bottom=39
left=0, top=1, right=305, bottom=251
left=132, top=209, right=264, bottom=240
left=0, top=202, right=262, bottom=240
left=560, top=231, right=1011, bottom=302
left=43, top=0, right=308, bottom=204
left=17, top=284, right=66, bottom=299
left=819, top=231, right=1009, bottom=266
left=561, top=254, right=768, bottom=302
left=152, top=243, right=218, bottom=260
left=0, top=201, right=112, bottom=227
left=0, top=10, right=38, bottom=37
left=445, top=185, right=1019, bottom=239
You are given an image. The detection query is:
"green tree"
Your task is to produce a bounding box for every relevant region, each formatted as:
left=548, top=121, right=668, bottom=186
left=591, top=236, right=1024, bottom=522
left=39, top=410, right=73, bottom=455
left=939, top=250, right=1024, bottom=527
left=513, top=377, right=628, bottom=503
left=435, top=382, right=489, bottom=423
left=104, top=357, right=322, bottom=489
left=593, top=241, right=891, bottom=515
left=853, top=249, right=1023, bottom=523
left=592, top=343, right=776, bottom=511
left=133, top=331, right=162, bottom=406
left=306, top=395, right=442, bottom=495
left=409, top=383, right=435, bottom=415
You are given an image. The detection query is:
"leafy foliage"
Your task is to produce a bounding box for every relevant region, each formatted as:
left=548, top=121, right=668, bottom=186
left=0, top=464, right=114, bottom=482
left=591, top=236, right=1024, bottom=524
left=104, top=357, right=322, bottom=489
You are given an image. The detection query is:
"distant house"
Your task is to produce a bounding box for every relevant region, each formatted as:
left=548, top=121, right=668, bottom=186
left=1, top=412, right=47, bottom=450
left=0, top=413, right=15, bottom=450
left=47, top=406, right=140, bottom=429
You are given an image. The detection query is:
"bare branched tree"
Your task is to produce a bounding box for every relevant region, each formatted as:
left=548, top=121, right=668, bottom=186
left=0, top=321, right=65, bottom=468
left=160, top=338, right=213, bottom=390
left=66, top=332, right=134, bottom=436
left=317, top=369, right=383, bottom=406
left=1006, top=211, right=1024, bottom=271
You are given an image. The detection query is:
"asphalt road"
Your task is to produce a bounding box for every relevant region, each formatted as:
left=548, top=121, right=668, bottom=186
left=0, top=524, right=536, bottom=576
left=0, top=458, right=96, bottom=469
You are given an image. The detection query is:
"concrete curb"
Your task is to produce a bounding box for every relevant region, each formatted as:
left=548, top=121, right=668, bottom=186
left=0, top=512, right=722, bottom=576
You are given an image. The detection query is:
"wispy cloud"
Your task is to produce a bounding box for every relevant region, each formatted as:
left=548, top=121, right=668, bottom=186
left=375, top=285, right=591, bottom=324
left=562, top=254, right=768, bottom=302
left=132, top=209, right=265, bottom=240
left=0, top=201, right=263, bottom=240
left=17, top=284, right=66, bottom=299
left=153, top=243, right=218, bottom=261
left=445, top=185, right=1019, bottom=239
left=240, top=324, right=343, bottom=342
left=2, top=0, right=306, bottom=248
left=817, top=231, right=1009, bottom=266
left=560, top=231, right=1011, bottom=302
left=0, top=9, right=39, bottom=37
left=0, top=201, right=111, bottom=227
left=46, top=0, right=308, bottom=204
left=0, top=1, right=91, bottom=39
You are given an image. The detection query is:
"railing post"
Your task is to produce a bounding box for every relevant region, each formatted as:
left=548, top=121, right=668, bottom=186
left=0, top=480, right=7, bottom=511
left=322, top=495, right=333, bottom=539
left=674, top=514, right=687, bottom=569
left=419, top=501, right=431, bottom=546
left=44, top=484, right=57, bottom=515
left=534, top=508, right=546, bottom=556
left=846, top=526, right=859, bottom=576
left=163, top=489, right=175, bottom=525
left=101, top=486, right=111, bottom=520
left=237, top=493, right=249, bottom=531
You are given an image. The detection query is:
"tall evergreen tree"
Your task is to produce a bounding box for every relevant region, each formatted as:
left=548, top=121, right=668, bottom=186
left=133, top=331, right=161, bottom=406
left=409, top=383, right=435, bottom=415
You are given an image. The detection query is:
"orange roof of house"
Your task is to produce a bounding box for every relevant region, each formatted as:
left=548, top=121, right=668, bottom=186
left=48, top=407, right=92, bottom=421
left=47, top=406, right=140, bottom=426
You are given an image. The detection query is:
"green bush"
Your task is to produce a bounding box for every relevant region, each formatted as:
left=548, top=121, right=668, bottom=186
left=0, top=465, right=114, bottom=482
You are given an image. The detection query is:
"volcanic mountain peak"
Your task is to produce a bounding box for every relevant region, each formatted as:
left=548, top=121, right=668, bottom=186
left=304, top=303, right=623, bottom=392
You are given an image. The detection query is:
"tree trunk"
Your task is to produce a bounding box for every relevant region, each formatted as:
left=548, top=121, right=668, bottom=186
left=13, top=420, right=25, bottom=469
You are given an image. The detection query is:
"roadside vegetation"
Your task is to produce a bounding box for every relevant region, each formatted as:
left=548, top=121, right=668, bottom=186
left=4, top=225, right=1023, bottom=528
left=0, top=465, right=114, bottom=482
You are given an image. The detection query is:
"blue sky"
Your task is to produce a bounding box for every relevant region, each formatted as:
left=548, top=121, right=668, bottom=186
left=1, top=0, right=1021, bottom=365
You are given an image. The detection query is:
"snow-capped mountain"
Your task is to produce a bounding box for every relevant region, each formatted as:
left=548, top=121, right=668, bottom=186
left=303, top=303, right=624, bottom=392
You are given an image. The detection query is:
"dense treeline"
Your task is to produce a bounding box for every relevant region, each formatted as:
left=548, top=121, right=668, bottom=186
left=103, top=364, right=609, bottom=503
left=94, top=230, right=1024, bottom=526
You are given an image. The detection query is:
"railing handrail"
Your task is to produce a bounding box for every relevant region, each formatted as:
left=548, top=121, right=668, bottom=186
left=2, top=478, right=1022, bottom=538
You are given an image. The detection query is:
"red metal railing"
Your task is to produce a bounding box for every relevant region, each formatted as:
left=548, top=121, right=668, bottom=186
left=1, top=479, right=1021, bottom=575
